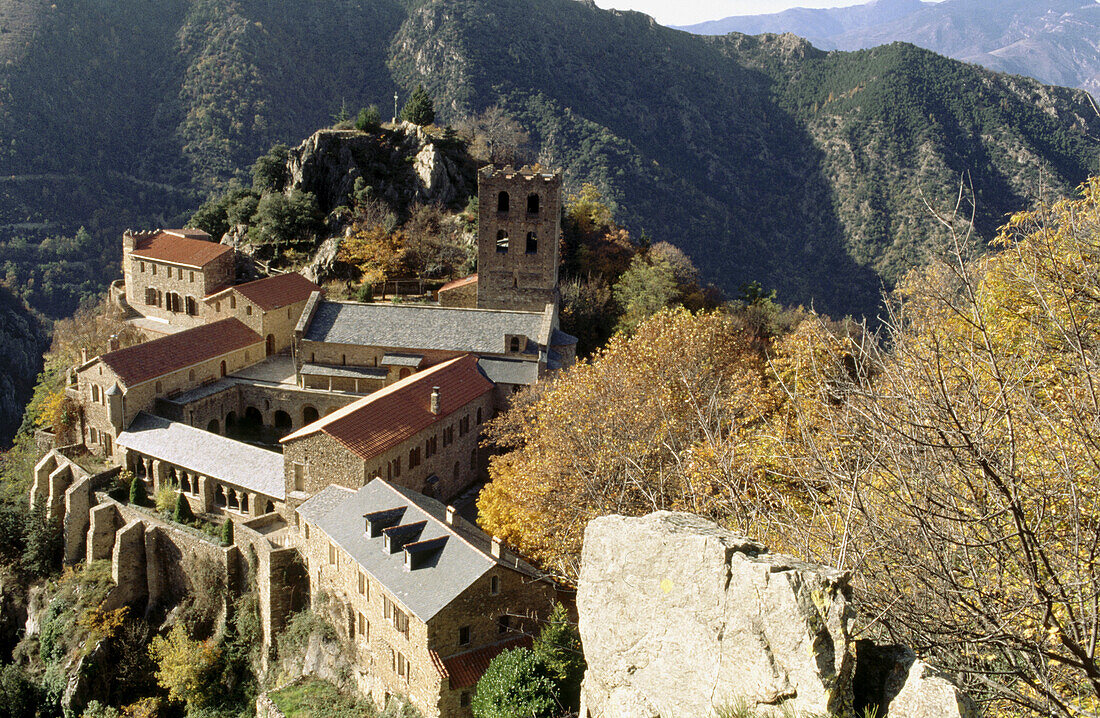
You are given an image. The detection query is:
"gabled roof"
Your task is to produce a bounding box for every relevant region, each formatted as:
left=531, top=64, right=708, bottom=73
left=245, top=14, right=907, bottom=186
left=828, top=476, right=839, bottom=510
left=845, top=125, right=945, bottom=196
left=129, top=229, right=231, bottom=268
left=435, top=636, right=532, bottom=689
left=98, top=318, right=262, bottom=387
left=296, top=479, right=542, bottom=621
left=438, top=274, right=478, bottom=292
left=117, top=413, right=285, bottom=500
left=218, top=272, right=321, bottom=311
left=302, top=300, right=549, bottom=356
left=280, top=355, right=494, bottom=460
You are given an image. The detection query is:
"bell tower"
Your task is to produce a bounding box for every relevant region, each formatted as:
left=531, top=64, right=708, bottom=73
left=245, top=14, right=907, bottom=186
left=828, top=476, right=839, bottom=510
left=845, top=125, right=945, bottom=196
left=476, top=166, right=561, bottom=312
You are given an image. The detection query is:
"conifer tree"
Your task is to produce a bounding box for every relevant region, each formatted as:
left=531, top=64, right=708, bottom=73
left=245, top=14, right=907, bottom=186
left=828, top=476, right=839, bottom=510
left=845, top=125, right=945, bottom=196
left=128, top=474, right=145, bottom=506
left=220, top=519, right=233, bottom=547
left=173, top=493, right=194, bottom=524
left=400, top=85, right=435, bottom=126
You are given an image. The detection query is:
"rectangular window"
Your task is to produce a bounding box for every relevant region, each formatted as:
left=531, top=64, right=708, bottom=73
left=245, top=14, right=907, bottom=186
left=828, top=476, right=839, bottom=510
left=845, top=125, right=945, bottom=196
left=189, top=271, right=195, bottom=282
left=304, top=523, right=310, bottom=540
left=152, top=264, right=157, bottom=276
left=328, top=543, right=336, bottom=565
left=358, top=571, right=366, bottom=596
left=139, top=261, right=145, bottom=273
left=498, top=614, right=510, bottom=634
left=384, top=595, right=392, bottom=619
left=458, top=626, right=470, bottom=646
left=294, top=463, right=305, bottom=492
left=246, top=305, right=252, bottom=316
left=393, top=608, right=409, bottom=638
left=490, top=575, right=500, bottom=595
left=357, top=612, right=366, bottom=636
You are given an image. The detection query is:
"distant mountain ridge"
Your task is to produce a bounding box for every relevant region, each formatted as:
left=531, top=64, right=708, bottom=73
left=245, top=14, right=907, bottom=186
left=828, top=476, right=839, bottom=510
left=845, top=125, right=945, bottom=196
left=679, top=0, right=1100, bottom=95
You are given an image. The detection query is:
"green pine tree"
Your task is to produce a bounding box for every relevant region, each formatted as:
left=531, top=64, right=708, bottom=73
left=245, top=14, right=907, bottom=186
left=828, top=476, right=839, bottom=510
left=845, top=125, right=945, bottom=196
left=128, top=474, right=145, bottom=506
left=533, top=603, right=586, bottom=710
left=220, top=519, right=234, bottom=547
left=400, top=85, right=435, bottom=126
left=173, top=493, right=195, bottom=524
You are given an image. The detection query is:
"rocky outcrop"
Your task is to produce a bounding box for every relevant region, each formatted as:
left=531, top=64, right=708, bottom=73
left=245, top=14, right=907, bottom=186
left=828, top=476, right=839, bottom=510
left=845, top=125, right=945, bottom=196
left=285, top=123, right=473, bottom=216
left=577, top=511, right=976, bottom=718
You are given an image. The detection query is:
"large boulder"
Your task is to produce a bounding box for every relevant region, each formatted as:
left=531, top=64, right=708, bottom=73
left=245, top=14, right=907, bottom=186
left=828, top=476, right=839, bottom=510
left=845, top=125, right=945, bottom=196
left=578, top=511, right=855, bottom=718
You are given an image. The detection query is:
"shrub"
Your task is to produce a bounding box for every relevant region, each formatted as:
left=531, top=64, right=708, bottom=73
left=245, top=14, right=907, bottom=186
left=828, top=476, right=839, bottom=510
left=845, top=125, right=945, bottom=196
left=154, top=485, right=176, bottom=515
left=150, top=624, right=223, bottom=710
left=0, top=663, right=37, bottom=718
left=172, top=493, right=194, bottom=524
left=81, top=701, right=121, bottom=718
left=21, top=498, right=60, bottom=577
left=356, top=105, right=382, bottom=131
left=471, top=647, right=558, bottom=718
left=127, top=474, right=145, bottom=506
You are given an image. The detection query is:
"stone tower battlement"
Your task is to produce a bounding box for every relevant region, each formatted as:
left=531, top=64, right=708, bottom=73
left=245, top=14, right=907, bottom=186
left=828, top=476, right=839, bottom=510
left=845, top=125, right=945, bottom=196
left=476, top=165, right=561, bottom=312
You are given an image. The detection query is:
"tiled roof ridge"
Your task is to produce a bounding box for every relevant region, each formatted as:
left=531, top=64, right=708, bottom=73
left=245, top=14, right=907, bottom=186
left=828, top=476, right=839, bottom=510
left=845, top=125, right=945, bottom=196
left=129, top=231, right=231, bottom=268
left=100, top=318, right=261, bottom=387
left=279, top=354, right=482, bottom=444
left=230, top=272, right=321, bottom=310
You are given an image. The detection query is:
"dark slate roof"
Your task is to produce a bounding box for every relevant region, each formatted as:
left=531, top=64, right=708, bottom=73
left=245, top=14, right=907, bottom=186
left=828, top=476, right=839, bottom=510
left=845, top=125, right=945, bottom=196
left=302, top=301, right=550, bottom=354
left=281, top=355, right=494, bottom=460
left=99, top=318, right=262, bottom=388
left=116, top=413, right=285, bottom=500
left=229, top=272, right=321, bottom=311
left=476, top=357, right=540, bottom=386
left=296, top=479, right=540, bottom=621
left=551, top=329, right=578, bottom=346
left=300, top=363, right=388, bottom=379
left=380, top=353, right=424, bottom=367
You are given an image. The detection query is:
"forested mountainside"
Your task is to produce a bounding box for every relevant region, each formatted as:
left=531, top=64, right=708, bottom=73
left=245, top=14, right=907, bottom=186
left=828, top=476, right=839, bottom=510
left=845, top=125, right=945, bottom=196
left=0, top=0, right=1098, bottom=319
left=681, top=0, right=1100, bottom=96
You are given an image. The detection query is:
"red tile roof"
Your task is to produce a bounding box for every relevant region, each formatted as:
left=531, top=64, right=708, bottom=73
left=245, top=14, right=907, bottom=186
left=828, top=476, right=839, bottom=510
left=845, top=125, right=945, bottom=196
left=434, top=635, right=532, bottom=690
left=439, top=274, right=478, bottom=292
left=130, top=230, right=232, bottom=268
left=100, top=318, right=263, bottom=387
left=281, top=355, right=494, bottom=460
left=229, top=272, right=322, bottom=311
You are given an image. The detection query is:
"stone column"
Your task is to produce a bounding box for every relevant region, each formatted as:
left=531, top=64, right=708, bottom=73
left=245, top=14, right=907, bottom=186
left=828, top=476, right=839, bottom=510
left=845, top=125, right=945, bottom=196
left=150, top=459, right=165, bottom=492
left=198, top=475, right=214, bottom=513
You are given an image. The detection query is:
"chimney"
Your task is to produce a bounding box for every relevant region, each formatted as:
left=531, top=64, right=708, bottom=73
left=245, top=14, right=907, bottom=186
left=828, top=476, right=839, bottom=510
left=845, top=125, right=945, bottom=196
left=491, top=535, right=502, bottom=559
left=430, top=386, right=441, bottom=415
left=109, top=334, right=120, bottom=351
left=446, top=505, right=456, bottom=525
left=80, top=348, right=88, bottom=364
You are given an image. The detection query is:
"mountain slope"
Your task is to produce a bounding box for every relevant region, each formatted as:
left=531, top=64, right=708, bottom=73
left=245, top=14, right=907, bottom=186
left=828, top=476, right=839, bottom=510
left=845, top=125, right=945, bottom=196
left=680, top=0, right=1100, bottom=95
left=0, top=0, right=1096, bottom=324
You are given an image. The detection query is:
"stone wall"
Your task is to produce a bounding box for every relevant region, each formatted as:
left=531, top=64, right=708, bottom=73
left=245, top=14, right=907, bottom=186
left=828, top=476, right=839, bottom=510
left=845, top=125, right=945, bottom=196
left=577, top=512, right=976, bottom=718
left=125, top=247, right=234, bottom=327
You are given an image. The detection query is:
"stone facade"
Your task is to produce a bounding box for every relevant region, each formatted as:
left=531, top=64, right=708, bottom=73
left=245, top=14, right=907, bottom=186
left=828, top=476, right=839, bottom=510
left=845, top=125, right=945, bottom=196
left=476, top=167, right=561, bottom=312
left=282, top=389, right=491, bottom=515
left=295, top=492, right=556, bottom=717
left=73, top=337, right=265, bottom=457
left=205, top=286, right=313, bottom=356
left=122, top=229, right=234, bottom=329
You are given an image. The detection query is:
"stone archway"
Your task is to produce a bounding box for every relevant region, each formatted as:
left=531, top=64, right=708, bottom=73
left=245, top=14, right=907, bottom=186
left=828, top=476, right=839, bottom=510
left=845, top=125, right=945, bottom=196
left=274, top=410, right=293, bottom=438
left=207, top=419, right=220, bottom=434
left=266, top=334, right=275, bottom=356
left=302, top=405, right=319, bottom=425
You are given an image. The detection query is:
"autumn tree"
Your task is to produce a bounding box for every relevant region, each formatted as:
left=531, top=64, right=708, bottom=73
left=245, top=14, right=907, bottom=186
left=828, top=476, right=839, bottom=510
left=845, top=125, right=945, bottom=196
left=477, top=308, right=789, bottom=580
left=338, top=225, right=410, bottom=286
left=461, top=106, right=531, bottom=166
left=150, top=624, right=222, bottom=711
left=771, top=179, right=1100, bottom=715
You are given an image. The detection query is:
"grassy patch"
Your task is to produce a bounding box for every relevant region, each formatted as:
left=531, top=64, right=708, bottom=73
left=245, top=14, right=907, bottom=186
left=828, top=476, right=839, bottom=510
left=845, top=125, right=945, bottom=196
left=270, top=679, right=377, bottom=718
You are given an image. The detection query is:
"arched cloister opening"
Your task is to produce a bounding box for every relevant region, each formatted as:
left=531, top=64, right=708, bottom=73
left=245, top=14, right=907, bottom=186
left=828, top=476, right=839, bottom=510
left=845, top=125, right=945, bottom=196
left=207, top=419, right=220, bottom=434
left=303, top=406, right=319, bottom=425
left=274, top=410, right=293, bottom=438
left=265, top=500, right=275, bottom=514
left=214, top=485, right=227, bottom=507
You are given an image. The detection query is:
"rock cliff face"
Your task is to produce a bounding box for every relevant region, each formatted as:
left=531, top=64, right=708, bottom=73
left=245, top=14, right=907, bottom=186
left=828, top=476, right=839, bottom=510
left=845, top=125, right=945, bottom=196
left=285, top=123, right=474, bottom=217
left=577, top=511, right=976, bottom=718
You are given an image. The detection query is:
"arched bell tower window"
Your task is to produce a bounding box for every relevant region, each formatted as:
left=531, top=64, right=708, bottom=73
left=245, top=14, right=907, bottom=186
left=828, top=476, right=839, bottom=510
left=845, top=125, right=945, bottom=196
left=496, top=230, right=509, bottom=253
left=527, top=193, right=539, bottom=214
left=497, top=191, right=510, bottom=213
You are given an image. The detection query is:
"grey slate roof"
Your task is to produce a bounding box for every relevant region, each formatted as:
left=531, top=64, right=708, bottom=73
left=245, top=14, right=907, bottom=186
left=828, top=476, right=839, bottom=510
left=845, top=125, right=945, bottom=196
left=303, top=301, right=549, bottom=355
left=380, top=353, right=424, bottom=367
left=551, top=329, right=578, bottom=346
left=117, top=412, right=285, bottom=500
left=300, top=363, right=388, bottom=379
left=297, top=479, right=541, bottom=622
left=477, top=357, right=540, bottom=386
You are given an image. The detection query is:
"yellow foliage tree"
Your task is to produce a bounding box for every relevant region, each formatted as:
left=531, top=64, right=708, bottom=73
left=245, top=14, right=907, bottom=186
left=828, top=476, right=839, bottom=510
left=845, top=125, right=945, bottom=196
left=149, top=624, right=222, bottom=710
left=338, top=225, right=410, bottom=286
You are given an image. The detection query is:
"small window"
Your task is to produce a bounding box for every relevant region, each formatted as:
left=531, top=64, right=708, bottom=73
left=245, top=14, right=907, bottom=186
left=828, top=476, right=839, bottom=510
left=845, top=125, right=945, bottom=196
left=294, top=463, right=305, bottom=492
left=230, top=295, right=236, bottom=309
left=358, top=571, right=366, bottom=596
left=155, top=381, right=162, bottom=394
left=497, top=191, right=509, bottom=213
left=188, top=369, right=195, bottom=382
left=329, top=542, right=336, bottom=565
left=509, top=336, right=521, bottom=353
left=139, top=261, right=145, bottom=273
left=458, top=626, right=470, bottom=646
left=477, top=407, right=483, bottom=425
left=526, top=232, right=538, bottom=254
left=246, top=305, right=252, bottom=316
left=460, top=692, right=471, bottom=708
left=357, top=611, right=367, bottom=636
left=152, top=264, right=157, bottom=276
left=215, top=301, right=221, bottom=313
left=304, top=523, right=310, bottom=539
left=496, top=230, right=509, bottom=253
left=393, top=457, right=401, bottom=478
left=490, top=575, right=500, bottom=595
left=527, top=193, right=539, bottom=214
left=89, top=427, right=98, bottom=444
left=189, top=271, right=195, bottom=282
left=498, top=614, right=510, bottom=634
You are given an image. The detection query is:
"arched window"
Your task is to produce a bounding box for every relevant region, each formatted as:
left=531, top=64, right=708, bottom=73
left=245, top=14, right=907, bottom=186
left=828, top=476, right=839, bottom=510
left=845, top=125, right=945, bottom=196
left=220, top=360, right=227, bottom=377
left=188, top=369, right=195, bottom=382
left=145, top=287, right=156, bottom=306
left=509, top=336, right=521, bottom=353
left=476, top=407, right=483, bottom=424
left=155, top=381, right=162, bottom=394
left=230, top=295, right=236, bottom=310
left=527, top=193, right=539, bottom=214
left=526, top=232, right=538, bottom=254
left=496, top=230, right=509, bottom=253
left=497, top=191, right=509, bottom=213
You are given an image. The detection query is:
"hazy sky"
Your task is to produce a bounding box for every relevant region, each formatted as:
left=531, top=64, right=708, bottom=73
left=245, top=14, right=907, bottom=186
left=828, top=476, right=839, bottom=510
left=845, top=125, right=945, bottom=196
left=592, top=0, right=943, bottom=26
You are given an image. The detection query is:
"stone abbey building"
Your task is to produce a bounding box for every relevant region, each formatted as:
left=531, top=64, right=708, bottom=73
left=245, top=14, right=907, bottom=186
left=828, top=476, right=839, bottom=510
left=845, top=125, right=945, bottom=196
left=50, top=165, right=573, bottom=717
